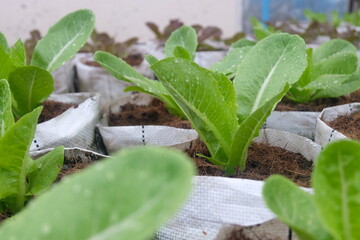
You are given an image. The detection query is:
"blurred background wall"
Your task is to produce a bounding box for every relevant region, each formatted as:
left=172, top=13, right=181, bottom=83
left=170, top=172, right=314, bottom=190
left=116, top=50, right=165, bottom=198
left=0, top=0, right=353, bottom=45
left=0, top=0, right=243, bottom=45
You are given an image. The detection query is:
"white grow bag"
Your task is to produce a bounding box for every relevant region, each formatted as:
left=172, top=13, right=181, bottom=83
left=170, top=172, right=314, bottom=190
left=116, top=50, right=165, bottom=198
left=264, top=110, right=319, bottom=140
left=51, top=57, right=77, bottom=93
left=315, top=103, right=360, bottom=147
left=30, top=93, right=101, bottom=152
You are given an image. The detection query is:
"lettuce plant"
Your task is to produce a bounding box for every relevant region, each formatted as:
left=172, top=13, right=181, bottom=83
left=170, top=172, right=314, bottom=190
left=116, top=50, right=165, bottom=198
left=80, top=29, right=139, bottom=60
left=0, top=9, right=95, bottom=118
left=287, top=39, right=360, bottom=103
left=250, top=17, right=278, bottom=41
left=304, top=9, right=328, bottom=24
left=146, top=19, right=238, bottom=50
left=0, top=79, right=64, bottom=214
left=343, top=9, right=360, bottom=26
left=96, top=31, right=307, bottom=173
left=263, top=139, right=360, bottom=240
left=150, top=33, right=307, bottom=173
left=94, top=26, right=198, bottom=117
left=0, top=146, right=195, bottom=240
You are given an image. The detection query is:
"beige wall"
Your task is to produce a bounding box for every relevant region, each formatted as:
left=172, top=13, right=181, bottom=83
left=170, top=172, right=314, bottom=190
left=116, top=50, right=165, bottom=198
left=1, top=0, right=243, bottom=45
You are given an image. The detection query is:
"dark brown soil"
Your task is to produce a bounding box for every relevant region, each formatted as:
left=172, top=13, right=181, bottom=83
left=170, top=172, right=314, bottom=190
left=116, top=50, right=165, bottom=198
left=56, top=162, right=92, bottom=182
left=0, top=212, right=12, bottom=224
left=38, top=100, right=77, bottom=123
left=108, top=98, right=192, bottom=129
left=187, top=139, right=312, bottom=188
left=277, top=90, right=360, bottom=111
left=326, top=110, right=360, bottom=141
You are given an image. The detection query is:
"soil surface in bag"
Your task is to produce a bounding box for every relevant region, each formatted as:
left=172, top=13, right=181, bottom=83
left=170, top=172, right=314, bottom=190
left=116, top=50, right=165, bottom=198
left=110, top=98, right=312, bottom=187
left=326, top=110, right=360, bottom=141
left=188, top=139, right=312, bottom=187
left=38, top=100, right=78, bottom=123
left=109, top=98, right=191, bottom=128
left=276, top=90, right=360, bottom=111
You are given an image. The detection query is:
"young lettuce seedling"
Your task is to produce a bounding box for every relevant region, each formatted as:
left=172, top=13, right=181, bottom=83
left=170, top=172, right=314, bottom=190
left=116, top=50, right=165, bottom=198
left=94, top=25, right=198, bottom=117
left=287, top=39, right=360, bottom=103
left=0, top=79, right=64, bottom=214
left=250, top=17, right=278, bottom=41
left=0, top=146, right=195, bottom=240
left=0, top=9, right=95, bottom=118
left=263, top=139, right=360, bottom=240
left=150, top=33, right=307, bottom=173
left=95, top=28, right=307, bottom=173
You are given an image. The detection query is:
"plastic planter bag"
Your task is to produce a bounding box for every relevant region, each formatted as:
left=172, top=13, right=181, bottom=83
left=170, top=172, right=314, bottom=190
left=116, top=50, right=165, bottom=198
left=30, top=147, right=107, bottom=166
left=30, top=93, right=101, bottom=153
left=52, top=57, right=77, bottom=93
left=74, top=53, right=134, bottom=113
left=99, top=125, right=199, bottom=154
left=264, top=110, right=319, bottom=140
left=315, top=103, right=360, bottom=146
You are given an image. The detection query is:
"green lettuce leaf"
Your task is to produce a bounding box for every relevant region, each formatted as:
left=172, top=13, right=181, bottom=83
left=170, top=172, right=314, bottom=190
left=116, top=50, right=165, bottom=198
left=228, top=85, right=289, bottom=172
left=289, top=39, right=359, bottom=102
left=8, top=66, right=54, bottom=118
left=0, top=107, right=42, bottom=212
left=0, top=147, right=194, bottom=240
left=234, top=33, right=307, bottom=121
left=313, top=140, right=360, bottom=240
left=31, top=9, right=95, bottom=72
left=10, top=39, right=26, bottom=67
left=0, top=46, right=16, bottom=79
left=0, top=32, right=10, bottom=53
left=26, top=146, right=64, bottom=196
left=0, top=79, right=14, bottom=137
left=152, top=57, right=238, bottom=164
left=263, top=175, right=333, bottom=240
left=164, top=26, right=197, bottom=60
left=94, top=51, right=184, bottom=117
left=210, top=46, right=252, bottom=78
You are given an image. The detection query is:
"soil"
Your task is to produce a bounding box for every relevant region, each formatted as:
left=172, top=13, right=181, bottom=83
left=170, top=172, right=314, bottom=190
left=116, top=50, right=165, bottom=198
left=108, top=98, right=192, bottom=129
left=38, top=100, right=78, bottom=123
left=187, top=139, right=312, bottom=188
left=325, top=110, right=360, bottom=141
left=0, top=212, right=12, bottom=223
left=56, top=162, right=92, bottom=182
left=276, top=90, right=360, bottom=111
